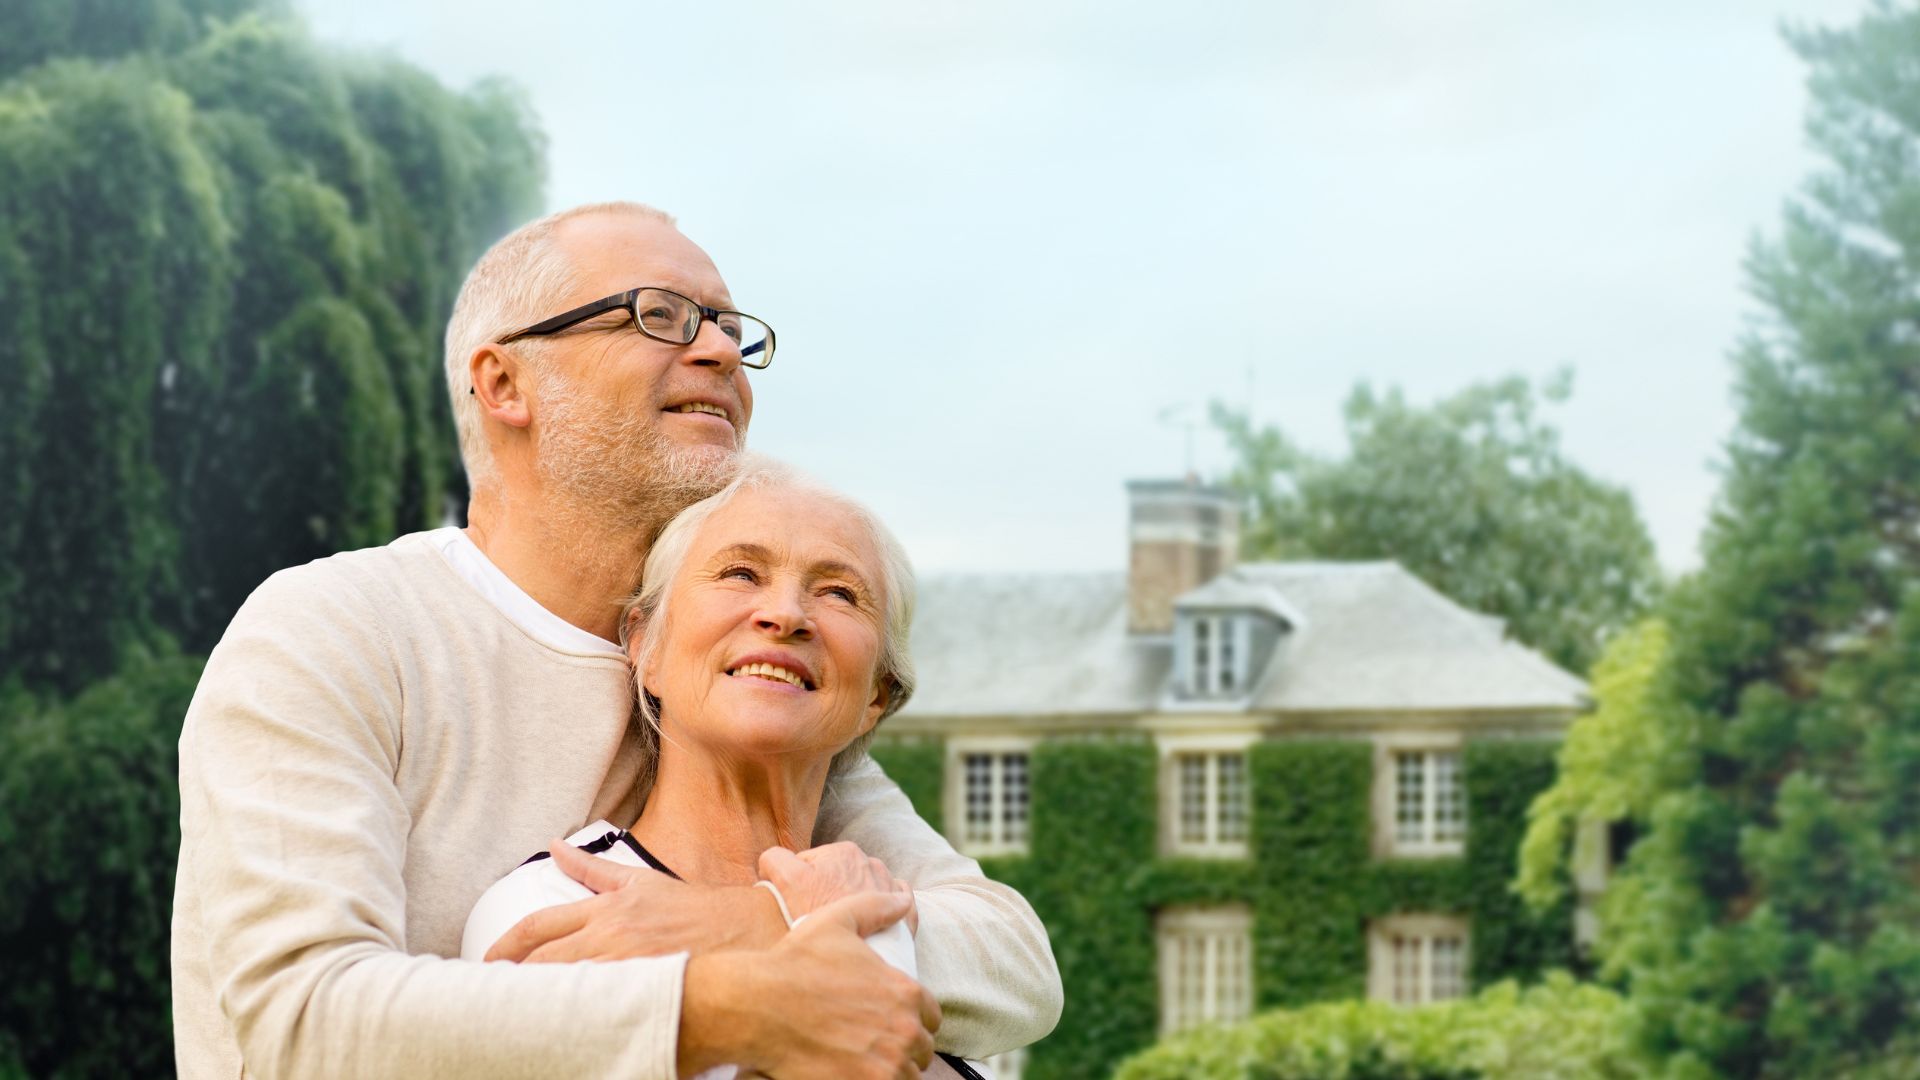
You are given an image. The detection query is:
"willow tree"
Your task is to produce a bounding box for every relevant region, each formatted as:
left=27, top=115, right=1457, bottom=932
left=0, top=60, right=232, bottom=694
left=0, top=3, right=545, bottom=694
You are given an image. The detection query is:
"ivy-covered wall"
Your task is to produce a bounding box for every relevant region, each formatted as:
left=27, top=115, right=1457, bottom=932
left=870, top=733, right=1572, bottom=1080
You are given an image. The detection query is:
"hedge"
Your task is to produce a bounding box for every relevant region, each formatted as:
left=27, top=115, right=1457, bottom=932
left=0, top=648, right=205, bottom=1077
left=1112, top=973, right=1643, bottom=1080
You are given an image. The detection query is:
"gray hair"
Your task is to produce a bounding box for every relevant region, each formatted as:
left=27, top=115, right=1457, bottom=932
left=620, top=455, right=917, bottom=793
left=443, top=201, right=676, bottom=488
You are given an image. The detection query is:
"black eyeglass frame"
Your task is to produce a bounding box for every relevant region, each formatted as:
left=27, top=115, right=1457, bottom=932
left=496, top=286, right=774, bottom=369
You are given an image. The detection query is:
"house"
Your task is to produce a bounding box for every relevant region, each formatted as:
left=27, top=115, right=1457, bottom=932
left=868, top=478, right=1591, bottom=1079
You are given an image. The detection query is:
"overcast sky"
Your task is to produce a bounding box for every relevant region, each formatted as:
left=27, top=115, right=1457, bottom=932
left=301, top=0, right=1867, bottom=576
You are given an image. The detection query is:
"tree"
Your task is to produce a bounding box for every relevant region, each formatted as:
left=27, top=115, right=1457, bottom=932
left=0, top=3, right=545, bottom=694
left=1514, top=618, right=1674, bottom=911
left=0, top=648, right=206, bottom=1076
left=1535, top=6, right=1920, bottom=1076
left=1213, top=372, right=1662, bottom=672
left=0, top=6, right=546, bottom=1071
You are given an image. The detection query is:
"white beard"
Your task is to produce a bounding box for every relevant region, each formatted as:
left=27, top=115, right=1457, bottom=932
left=534, top=377, right=740, bottom=534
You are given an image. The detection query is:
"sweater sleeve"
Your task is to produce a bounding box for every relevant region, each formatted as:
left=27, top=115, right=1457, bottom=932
left=815, top=756, right=1063, bottom=1057
left=174, top=567, right=683, bottom=1080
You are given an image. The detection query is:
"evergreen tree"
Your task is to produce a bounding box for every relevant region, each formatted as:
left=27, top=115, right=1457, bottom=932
left=1213, top=373, right=1661, bottom=672
left=1535, top=6, right=1920, bottom=1075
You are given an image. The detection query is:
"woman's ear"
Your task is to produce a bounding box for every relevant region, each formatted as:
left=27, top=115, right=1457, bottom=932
left=861, top=674, right=893, bottom=733
left=626, top=607, right=658, bottom=681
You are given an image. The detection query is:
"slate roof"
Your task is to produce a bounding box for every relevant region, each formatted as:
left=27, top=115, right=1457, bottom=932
left=900, top=561, right=1588, bottom=719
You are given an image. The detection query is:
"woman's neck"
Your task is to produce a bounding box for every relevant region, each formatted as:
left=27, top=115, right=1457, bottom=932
left=627, top=750, right=830, bottom=886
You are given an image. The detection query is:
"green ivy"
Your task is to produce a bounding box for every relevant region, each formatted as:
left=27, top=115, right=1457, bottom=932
left=872, top=733, right=1574, bottom=1080
left=869, top=736, right=944, bottom=825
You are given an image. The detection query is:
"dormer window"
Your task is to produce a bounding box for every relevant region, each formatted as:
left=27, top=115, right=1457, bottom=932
left=1183, top=612, right=1244, bottom=698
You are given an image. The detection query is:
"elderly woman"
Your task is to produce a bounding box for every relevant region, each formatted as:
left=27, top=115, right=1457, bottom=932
left=463, top=458, right=1002, bottom=1080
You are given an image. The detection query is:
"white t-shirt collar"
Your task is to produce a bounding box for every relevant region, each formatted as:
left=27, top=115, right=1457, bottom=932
left=422, top=527, right=624, bottom=658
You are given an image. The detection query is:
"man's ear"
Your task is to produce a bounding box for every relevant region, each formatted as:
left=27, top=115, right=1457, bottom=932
left=470, top=344, right=533, bottom=430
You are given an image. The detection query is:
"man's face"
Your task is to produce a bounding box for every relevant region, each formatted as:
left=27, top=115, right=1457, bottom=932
left=527, top=214, right=756, bottom=519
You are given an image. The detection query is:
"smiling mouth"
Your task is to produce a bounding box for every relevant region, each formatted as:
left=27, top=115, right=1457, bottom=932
left=669, top=402, right=731, bottom=422
left=726, top=662, right=815, bottom=690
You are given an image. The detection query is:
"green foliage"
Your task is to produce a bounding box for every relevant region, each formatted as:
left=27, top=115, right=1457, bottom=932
left=1113, top=974, right=1646, bottom=1080
left=1254, top=739, right=1573, bottom=1004
left=1253, top=740, right=1375, bottom=1004
left=0, top=7, right=545, bottom=694
left=879, top=734, right=1573, bottom=1080
left=1461, top=742, right=1577, bottom=983
left=0, top=58, right=230, bottom=694
left=1014, top=738, right=1160, bottom=1080
left=1517, top=619, right=1673, bottom=910
left=1213, top=373, right=1661, bottom=672
left=0, top=5, right=547, bottom=1074
left=1586, top=6, right=1920, bottom=1076
left=0, top=0, right=279, bottom=81
left=869, top=736, right=944, bottom=824
left=0, top=648, right=205, bottom=1077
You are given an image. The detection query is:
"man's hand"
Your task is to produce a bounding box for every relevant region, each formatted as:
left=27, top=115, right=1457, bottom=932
left=483, top=841, right=787, bottom=962
left=761, top=841, right=920, bottom=934
left=679, top=890, right=940, bottom=1080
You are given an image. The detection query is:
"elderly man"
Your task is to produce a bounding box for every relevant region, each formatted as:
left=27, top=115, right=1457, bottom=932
left=171, top=202, right=1061, bottom=1079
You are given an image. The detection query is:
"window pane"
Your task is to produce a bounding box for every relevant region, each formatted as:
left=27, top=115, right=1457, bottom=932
left=1162, top=919, right=1253, bottom=1035
left=1217, top=753, right=1247, bottom=843
left=1433, top=751, right=1465, bottom=844
left=1193, top=619, right=1210, bottom=693
left=1431, top=934, right=1467, bottom=1001
left=1395, top=752, right=1427, bottom=844
left=1392, top=934, right=1419, bottom=1005
left=1182, top=933, right=1206, bottom=1029
left=1219, top=617, right=1236, bottom=693
left=964, top=754, right=993, bottom=846
left=1223, top=928, right=1251, bottom=1022
left=1003, top=753, right=1030, bottom=846
left=1179, top=755, right=1209, bottom=845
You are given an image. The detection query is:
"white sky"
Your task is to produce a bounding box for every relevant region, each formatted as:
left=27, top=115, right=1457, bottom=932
left=299, top=0, right=1868, bottom=576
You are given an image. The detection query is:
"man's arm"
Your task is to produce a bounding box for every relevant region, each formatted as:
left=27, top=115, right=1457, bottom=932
left=175, top=568, right=692, bottom=1079
left=175, top=568, right=931, bottom=1080
left=815, top=755, right=1063, bottom=1058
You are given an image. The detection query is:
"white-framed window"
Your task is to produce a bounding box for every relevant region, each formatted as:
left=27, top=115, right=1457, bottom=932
left=1367, top=914, right=1470, bottom=1005
left=1372, top=735, right=1466, bottom=857
left=984, top=1046, right=1026, bottom=1079
left=1183, top=612, right=1244, bottom=697
left=1158, top=732, right=1257, bottom=858
left=945, top=737, right=1034, bottom=856
left=1157, top=905, right=1254, bottom=1036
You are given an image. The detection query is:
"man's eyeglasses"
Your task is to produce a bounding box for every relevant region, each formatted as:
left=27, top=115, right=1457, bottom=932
left=498, top=286, right=774, bottom=369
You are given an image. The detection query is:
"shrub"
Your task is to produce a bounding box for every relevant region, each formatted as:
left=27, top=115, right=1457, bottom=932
left=0, top=649, right=203, bottom=1077
left=1114, top=973, right=1644, bottom=1080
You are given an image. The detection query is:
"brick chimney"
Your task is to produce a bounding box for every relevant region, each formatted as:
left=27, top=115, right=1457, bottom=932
left=1126, top=477, right=1239, bottom=635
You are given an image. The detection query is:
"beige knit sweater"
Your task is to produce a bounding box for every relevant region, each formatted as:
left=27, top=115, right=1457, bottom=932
left=171, top=532, right=1060, bottom=1079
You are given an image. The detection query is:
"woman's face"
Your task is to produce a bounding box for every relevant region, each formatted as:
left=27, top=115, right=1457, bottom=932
left=639, top=485, right=890, bottom=764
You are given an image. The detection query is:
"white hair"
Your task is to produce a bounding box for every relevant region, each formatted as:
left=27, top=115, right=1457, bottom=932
left=620, top=455, right=918, bottom=793
left=443, top=201, right=676, bottom=488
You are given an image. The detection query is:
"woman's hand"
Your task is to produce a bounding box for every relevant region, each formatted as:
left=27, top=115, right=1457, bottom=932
left=760, top=841, right=919, bottom=933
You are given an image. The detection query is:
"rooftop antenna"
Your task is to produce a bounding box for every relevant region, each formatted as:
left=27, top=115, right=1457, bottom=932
left=1156, top=402, right=1199, bottom=480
